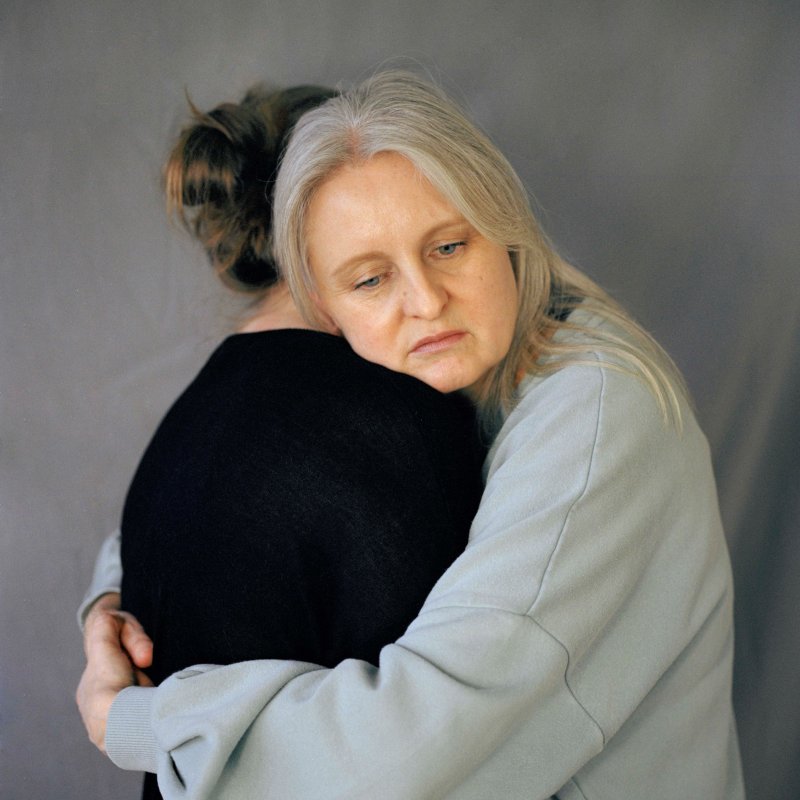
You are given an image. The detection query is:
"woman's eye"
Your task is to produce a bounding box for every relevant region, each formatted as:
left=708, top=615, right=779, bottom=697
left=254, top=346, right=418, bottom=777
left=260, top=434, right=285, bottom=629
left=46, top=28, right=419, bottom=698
left=435, top=241, right=466, bottom=257
left=355, top=275, right=381, bottom=290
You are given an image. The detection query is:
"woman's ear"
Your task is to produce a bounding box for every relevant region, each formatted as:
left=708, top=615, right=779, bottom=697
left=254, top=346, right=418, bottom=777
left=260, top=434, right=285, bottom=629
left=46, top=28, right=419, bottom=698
left=311, top=293, right=341, bottom=336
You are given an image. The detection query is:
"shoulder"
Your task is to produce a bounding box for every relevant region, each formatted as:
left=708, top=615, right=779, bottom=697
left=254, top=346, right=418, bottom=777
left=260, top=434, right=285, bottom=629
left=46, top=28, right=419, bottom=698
left=489, top=354, right=716, bottom=536
left=432, top=328, right=731, bottom=672
left=220, top=331, right=483, bottom=468
left=491, top=360, right=675, bottom=478
left=180, top=330, right=425, bottom=410
left=476, top=350, right=725, bottom=602
left=164, top=330, right=478, bottom=454
left=490, top=307, right=707, bottom=489
left=207, top=329, right=366, bottom=384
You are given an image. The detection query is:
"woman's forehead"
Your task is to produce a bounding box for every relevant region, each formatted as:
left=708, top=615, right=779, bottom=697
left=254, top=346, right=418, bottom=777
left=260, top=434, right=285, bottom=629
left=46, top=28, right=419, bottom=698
left=307, top=153, right=461, bottom=235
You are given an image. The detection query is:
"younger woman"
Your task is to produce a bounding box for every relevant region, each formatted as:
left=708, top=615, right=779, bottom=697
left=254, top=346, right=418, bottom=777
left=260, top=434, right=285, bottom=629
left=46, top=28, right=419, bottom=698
left=78, top=82, right=485, bottom=800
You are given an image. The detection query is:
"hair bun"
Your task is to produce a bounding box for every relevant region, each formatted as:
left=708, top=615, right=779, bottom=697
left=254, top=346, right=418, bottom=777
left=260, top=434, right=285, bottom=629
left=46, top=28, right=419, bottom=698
left=165, top=83, right=334, bottom=292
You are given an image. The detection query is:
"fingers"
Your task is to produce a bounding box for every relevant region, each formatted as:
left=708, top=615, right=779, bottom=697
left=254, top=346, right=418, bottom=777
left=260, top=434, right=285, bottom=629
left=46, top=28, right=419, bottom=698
left=83, top=605, right=153, bottom=669
left=92, top=591, right=121, bottom=614
left=134, top=667, right=155, bottom=688
left=83, top=607, right=121, bottom=659
left=78, top=598, right=154, bottom=754
left=118, top=612, right=154, bottom=669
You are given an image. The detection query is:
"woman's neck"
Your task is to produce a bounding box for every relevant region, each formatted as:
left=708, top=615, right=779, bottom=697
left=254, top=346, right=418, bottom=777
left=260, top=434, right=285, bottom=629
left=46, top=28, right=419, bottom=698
left=238, top=283, right=319, bottom=333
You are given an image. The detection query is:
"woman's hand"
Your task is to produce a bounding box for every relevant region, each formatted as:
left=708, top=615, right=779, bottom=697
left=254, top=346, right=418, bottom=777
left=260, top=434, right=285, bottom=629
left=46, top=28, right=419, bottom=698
left=76, top=593, right=154, bottom=752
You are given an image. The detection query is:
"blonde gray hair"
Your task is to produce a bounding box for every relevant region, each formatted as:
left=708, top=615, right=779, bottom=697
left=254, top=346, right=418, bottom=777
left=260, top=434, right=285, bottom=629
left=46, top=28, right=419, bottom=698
left=273, top=71, right=685, bottom=427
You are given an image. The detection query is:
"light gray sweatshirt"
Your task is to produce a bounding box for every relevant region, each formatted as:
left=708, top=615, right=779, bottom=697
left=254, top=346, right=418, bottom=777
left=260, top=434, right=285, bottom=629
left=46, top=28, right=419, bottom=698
left=84, top=321, right=744, bottom=799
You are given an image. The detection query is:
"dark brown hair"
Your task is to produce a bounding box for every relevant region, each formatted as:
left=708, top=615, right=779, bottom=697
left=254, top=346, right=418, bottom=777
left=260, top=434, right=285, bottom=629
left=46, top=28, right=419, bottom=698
left=165, top=83, right=336, bottom=291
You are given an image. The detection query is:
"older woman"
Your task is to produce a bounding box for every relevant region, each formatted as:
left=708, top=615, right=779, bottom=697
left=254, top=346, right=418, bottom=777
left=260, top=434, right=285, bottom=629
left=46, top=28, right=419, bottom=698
left=79, top=72, right=744, bottom=799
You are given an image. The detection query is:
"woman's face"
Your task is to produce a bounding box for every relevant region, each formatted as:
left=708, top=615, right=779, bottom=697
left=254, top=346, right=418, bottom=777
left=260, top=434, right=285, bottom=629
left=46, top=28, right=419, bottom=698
left=306, top=152, right=518, bottom=395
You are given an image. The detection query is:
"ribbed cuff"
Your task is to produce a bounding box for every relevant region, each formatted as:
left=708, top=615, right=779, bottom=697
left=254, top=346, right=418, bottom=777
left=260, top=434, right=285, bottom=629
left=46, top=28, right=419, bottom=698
left=105, top=686, right=159, bottom=773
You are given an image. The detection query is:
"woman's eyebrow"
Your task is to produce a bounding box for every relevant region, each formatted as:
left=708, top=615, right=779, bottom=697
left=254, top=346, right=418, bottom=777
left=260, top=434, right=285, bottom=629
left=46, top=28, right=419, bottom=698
left=325, top=250, right=385, bottom=283
left=424, top=217, right=470, bottom=239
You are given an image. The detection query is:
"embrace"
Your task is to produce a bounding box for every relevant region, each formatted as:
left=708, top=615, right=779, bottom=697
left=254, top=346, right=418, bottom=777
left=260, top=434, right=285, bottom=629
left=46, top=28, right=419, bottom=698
left=77, top=71, right=743, bottom=799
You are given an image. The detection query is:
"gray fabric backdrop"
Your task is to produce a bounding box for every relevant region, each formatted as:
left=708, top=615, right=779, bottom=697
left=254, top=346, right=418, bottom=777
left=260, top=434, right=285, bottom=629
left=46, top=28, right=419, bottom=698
left=2, top=2, right=797, bottom=797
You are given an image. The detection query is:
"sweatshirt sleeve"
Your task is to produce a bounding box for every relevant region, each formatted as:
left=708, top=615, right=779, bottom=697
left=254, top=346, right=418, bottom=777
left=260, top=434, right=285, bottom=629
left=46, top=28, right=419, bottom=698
left=77, top=529, right=123, bottom=630
left=106, top=363, right=733, bottom=799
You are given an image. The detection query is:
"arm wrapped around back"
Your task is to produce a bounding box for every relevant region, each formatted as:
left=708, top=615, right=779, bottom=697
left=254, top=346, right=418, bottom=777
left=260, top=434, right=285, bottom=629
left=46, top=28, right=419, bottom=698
left=106, top=326, right=742, bottom=799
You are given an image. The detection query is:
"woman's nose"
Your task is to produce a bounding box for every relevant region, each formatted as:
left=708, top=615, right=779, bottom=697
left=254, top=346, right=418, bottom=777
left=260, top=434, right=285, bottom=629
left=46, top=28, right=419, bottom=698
left=400, top=266, right=448, bottom=319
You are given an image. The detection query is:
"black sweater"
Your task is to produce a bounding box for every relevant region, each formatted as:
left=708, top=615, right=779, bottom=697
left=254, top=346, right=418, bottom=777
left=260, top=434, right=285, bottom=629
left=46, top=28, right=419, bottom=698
left=121, top=330, right=485, bottom=687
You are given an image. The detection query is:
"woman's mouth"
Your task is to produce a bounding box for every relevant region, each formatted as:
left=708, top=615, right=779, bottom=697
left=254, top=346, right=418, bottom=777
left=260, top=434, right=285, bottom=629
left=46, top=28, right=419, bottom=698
left=410, top=331, right=466, bottom=355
